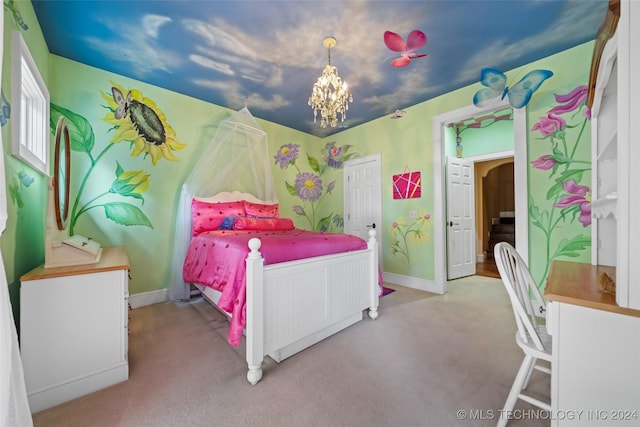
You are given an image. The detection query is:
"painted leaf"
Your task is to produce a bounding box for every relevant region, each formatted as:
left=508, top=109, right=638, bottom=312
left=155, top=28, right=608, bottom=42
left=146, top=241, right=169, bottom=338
left=546, top=169, right=587, bottom=200
left=529, top=201, right=548, bottom=231
left=307, top=155, right=320, bottom=174
left=556, top=204, right=581, bottom=224
left=103, top=202, right=153, bottom=228
left=50, top=103, right=95, bottom=154
left=285, top=181, right=297, bottom=196
left=552, top=235, right=591, bottom=259
left=317, top=213, right=333, bottom=232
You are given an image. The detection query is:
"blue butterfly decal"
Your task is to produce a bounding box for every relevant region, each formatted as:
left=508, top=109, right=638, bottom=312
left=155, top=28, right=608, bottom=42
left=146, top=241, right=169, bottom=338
left=473, top=68, right=553, bottom=109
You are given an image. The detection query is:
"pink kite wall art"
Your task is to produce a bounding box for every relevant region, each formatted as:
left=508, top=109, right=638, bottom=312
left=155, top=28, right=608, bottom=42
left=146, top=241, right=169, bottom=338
left=392, top=167, right=421, bottom=199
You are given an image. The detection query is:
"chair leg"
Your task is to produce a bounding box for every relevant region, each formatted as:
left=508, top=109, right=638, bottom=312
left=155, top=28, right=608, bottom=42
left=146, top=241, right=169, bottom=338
left=522, top=357, right=537, bottom=389
left=497, top=355, right=535, bottom=427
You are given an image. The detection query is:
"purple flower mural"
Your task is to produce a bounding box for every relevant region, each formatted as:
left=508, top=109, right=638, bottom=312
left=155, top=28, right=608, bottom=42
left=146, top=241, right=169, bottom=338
left=294, top=172, right=323, bottom=202
left=276, top=142, right=357, bottom=231
left=529, top=85, right=592, bottom=286
left=274, top=143, right=300, bottom=169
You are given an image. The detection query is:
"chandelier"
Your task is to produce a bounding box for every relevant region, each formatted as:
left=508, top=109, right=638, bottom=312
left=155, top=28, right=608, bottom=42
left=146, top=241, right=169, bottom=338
left=308, top=36, right=353, bottom=128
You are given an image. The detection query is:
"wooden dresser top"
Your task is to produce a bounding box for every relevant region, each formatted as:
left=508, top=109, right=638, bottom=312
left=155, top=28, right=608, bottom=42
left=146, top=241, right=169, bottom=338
left=21, top=246, right=129, bottom=281
left=545, top=260, right=640, bottom=318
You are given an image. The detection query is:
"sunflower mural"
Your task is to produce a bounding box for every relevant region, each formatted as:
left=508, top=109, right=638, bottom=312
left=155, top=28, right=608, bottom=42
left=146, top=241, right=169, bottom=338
left=102, top=82, right=186, bottom=165
left=50, top=82, right=185, bottom=234
left=275, top=141, right=356, bottom=231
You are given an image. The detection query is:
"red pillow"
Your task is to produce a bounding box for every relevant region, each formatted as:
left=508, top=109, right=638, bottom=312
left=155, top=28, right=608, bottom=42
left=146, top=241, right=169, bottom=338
left=233, top=217, right=294, bottom=231
left=242, top=200, right=279, bottom=218
left=191, top=200, right=245, bottom=235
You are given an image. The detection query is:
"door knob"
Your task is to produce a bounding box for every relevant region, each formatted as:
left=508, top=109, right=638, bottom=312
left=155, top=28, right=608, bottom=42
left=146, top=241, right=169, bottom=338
left=366, top=223, right=376, bottom=229
left=449, top=221, right=459, bottom=227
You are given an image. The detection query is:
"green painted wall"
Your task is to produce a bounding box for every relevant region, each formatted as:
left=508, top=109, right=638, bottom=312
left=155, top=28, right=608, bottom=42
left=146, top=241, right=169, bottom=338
left=1, top=0, right=50, bottom=326
left=444, top=119, right=514, bottom=159
left=2, top=1, right=595, bottom=320
left=331, top=41, right=594, bottom=287
left=47, top=56, right=320, bottom=295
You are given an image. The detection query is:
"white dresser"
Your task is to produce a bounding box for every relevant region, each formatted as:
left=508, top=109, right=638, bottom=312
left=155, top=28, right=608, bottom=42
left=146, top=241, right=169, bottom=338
left=545, top=261, right=640, bottom=426
left=20, top=246, right=129, bottom=413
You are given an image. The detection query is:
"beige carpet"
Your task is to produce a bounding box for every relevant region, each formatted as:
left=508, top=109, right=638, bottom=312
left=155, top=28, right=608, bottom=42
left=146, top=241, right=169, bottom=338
left=32, top=276, right=550, bottom=427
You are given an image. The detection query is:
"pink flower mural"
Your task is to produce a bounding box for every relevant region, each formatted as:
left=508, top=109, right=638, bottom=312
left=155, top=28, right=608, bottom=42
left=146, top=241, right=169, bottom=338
left=529, top=85, right=592, bottom=286
left=531, top=114, right=566, bottom=137
left=554, top=180, right=592, bottom=228
left=531, top=154, right=556, bottom=171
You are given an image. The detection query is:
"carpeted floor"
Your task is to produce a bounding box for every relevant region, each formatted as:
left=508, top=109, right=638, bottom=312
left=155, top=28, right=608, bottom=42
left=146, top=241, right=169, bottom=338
left=32, top=276, right=550, bottom=427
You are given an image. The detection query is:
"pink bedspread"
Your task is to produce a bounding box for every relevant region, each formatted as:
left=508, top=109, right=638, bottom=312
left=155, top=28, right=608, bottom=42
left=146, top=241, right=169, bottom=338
left=183, top=229, right=369, bottom=347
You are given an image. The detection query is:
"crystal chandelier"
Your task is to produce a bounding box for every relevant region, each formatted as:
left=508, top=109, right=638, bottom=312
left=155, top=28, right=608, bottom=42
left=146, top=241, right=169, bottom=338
left=308, top=36, right=353, bottom=128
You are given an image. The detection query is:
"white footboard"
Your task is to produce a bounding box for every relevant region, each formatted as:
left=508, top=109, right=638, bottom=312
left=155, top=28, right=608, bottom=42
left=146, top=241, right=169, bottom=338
left=245, top=230, right=379, bottom=385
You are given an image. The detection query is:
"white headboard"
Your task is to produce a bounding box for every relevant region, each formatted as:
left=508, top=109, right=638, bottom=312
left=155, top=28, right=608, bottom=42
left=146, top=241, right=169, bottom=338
left=193, top=191, right=277, bottom=205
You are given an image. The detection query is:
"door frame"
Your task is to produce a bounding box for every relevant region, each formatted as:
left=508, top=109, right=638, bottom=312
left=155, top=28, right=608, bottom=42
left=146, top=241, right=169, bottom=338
left=432, top=100, right=528, bottom=294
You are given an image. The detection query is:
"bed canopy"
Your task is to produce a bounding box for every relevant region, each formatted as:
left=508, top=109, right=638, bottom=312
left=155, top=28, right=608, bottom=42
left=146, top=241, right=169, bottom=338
left=170, top=107, right=276, bottom=300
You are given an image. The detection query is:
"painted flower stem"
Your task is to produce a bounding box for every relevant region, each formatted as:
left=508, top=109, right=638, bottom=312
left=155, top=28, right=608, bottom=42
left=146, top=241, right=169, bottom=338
left=74, top=191, right=110, bottom=219
left=569, top=117, right=588, bottom=160
left=69, top=143, right=115, bottom=235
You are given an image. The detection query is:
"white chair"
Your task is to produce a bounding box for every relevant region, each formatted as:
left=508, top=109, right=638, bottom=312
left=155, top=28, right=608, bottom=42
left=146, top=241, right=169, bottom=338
left=494, top=242, right=552, bottom=427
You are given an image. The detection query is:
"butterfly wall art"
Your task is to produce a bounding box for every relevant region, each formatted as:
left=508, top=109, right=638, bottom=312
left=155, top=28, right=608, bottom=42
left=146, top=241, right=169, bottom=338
left=390, top=109, right=406, bottom=119
left=384, top=30, right=427, bottom=67
left=473, top=68, right=553, bottom=109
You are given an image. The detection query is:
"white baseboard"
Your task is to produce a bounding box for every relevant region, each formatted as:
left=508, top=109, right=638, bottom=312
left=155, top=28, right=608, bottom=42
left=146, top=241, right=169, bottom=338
left=28, top=362, right=128, bottom=412
left=477, top=253, right=485, bottom=263
left=382, top=272, right=445, bottom=294
left=129, top=289, right=168, bottom=308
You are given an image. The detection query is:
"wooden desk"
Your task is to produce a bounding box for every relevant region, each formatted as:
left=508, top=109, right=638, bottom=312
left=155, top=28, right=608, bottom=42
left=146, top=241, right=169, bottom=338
left=544, top=260, right=640, bottom=426
left=545, top=260, right=640, bottom=317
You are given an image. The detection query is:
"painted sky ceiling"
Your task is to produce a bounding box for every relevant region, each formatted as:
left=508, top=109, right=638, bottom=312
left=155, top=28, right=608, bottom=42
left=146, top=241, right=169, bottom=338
left=32, top=0, right=609, bottom=138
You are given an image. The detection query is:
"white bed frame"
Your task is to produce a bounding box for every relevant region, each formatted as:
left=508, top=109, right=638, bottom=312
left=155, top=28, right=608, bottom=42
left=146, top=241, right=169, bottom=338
left=189, top=191, right=379, bottom=385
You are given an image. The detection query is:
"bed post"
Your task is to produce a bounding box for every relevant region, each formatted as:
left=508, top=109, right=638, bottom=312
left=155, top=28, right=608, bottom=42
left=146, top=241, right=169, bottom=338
left=368, top=229, right=379, bottom=320
left=245, top=238, right=264, bottom=385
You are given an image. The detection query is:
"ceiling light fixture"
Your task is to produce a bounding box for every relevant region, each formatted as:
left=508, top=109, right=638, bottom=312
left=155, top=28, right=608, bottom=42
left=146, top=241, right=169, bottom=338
left=308, top=36, right=353, bottom=128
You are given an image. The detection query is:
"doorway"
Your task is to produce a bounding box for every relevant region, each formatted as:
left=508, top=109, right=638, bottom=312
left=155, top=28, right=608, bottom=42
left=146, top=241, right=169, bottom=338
left=432, top=100, right=529, bottom=294
left=475, top=158, right=515, bottom=279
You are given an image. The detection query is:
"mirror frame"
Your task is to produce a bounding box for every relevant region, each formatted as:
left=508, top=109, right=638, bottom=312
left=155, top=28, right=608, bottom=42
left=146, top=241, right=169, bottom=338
left=53, top=116, right=71, bottom=230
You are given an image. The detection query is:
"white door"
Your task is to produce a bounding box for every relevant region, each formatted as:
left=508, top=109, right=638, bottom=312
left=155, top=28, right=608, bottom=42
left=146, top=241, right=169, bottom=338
left=446, top=156, right=476, bottom=279
left=344, top=154, right=382, bottom=267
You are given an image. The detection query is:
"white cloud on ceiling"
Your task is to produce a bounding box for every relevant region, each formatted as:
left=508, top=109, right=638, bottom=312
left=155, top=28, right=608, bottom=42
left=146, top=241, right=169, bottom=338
left=84, top=14, right=182, bottom=78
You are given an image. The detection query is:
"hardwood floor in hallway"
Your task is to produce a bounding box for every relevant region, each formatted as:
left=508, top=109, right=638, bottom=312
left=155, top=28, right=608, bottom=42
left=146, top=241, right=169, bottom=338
left=476, top=258, right=500, bottom=279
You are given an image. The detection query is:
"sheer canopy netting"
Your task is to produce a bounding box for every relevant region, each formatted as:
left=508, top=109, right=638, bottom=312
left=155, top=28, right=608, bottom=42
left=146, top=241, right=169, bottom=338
left=170, top=107, right=276, bottom=300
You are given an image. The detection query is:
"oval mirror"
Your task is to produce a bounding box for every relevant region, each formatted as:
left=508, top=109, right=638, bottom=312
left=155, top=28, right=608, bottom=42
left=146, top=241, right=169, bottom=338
left=53, top=116, right=71, bottom=230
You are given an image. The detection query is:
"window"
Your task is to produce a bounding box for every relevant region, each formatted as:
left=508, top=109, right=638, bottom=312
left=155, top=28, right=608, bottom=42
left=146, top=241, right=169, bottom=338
left=11, top=30, right=49, bottom=175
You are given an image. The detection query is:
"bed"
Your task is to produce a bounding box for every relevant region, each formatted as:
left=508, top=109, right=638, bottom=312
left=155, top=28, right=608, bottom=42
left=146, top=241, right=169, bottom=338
left=182, top=191, right=379, bottom=385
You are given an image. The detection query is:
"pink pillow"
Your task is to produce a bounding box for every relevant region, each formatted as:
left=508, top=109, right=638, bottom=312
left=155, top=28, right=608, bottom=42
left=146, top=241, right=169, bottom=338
left=242, top=200, right=279, bottom=218
left=191, top=200, right=245, bottom=235
left=233, top=217, right=294, bottom=231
